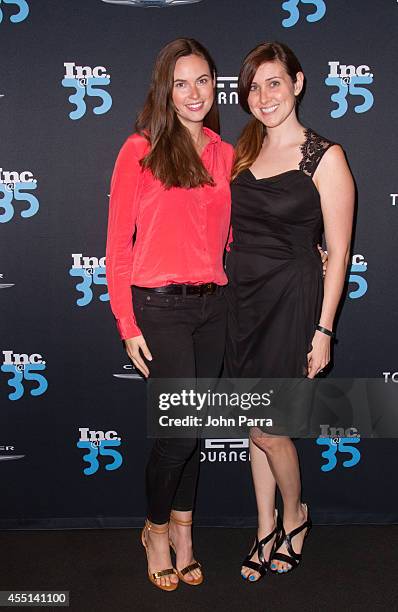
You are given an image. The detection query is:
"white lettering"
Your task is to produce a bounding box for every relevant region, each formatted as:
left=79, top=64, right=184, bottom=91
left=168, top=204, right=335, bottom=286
left=64, top=62, right=76, bottom=79
left=104, top=430, right=118, bottom=440
left=356, top=64, right=371, bottom=77
left=328, top=61, right=340, bottom=78
left=352, top=253, right=365, bottom=265
left=71, top=253, right=83, bottom=268
left=383, top=372, right=398, bottom=383
left=2, top=351, right=43, bottom=365
left=64, top=63, right=109, bottom=80
left=0, top=169, right=35, bottom=184
left=92, top=66, right=107, bottom=78
left=71, top=254, right=106, bottom=269
left=328, top=61, right=371, bottom=78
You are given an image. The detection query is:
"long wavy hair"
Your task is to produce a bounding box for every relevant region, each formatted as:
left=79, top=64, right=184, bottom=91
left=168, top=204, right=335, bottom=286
left=136, top=38, right=219, bottom=189
left=232, top=42, right=304, bottom=180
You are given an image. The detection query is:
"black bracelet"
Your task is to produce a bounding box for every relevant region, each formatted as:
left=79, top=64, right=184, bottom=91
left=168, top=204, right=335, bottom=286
left=316, top=324, right=335, bottom=338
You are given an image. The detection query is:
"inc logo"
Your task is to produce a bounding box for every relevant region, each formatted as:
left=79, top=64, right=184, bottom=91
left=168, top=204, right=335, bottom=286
left=62, top=63, right=112, bottom=121
left=69, top=253, right=109, bottom=306
left=77, top=427, right=123, bottom=476
left=325, top=61, right=374, bottom=118
left=0, top=0, right=29, bottom=24
left=281, top=0, right=326, bottom=28
left=348, top=254, right=368, bottom=299
left=1, top=350, right=48, bottom=401
left=0, top=168, right=39, bottom=223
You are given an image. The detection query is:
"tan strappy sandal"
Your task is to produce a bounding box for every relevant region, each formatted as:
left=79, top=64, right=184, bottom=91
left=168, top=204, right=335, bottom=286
left=141, top=519, right=179, bottom=591
left=169, top=512, right=203, bottom=586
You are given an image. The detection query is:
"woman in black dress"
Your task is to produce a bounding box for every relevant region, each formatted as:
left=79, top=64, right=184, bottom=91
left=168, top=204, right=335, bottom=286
left=225, top=42, right=354, bottom=581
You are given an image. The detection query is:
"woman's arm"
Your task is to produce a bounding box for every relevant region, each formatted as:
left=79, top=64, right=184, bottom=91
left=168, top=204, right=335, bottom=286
left=106, top=136, right=152, bottom=377
left=307, top=145, right=355, bottom=378
left=106, top=137, right=143, bottom=340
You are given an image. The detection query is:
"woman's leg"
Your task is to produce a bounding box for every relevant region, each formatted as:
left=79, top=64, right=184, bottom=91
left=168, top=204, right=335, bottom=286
left=133, top=288, right=200, bottom=587
left=250, top=433, right=308, bottom=572
left=169, top=289, right=227, bottom=581
left=241, top=437, right=278, bottom=580
left=146, top=438, right=199, bottom=525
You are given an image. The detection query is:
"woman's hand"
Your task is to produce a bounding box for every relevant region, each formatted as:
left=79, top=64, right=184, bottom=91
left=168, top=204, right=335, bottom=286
left=125, top=335, right=152, bottom=378
left=317, top=244, right=328, bottom=278
left=306, top=330, right=330, bottom=379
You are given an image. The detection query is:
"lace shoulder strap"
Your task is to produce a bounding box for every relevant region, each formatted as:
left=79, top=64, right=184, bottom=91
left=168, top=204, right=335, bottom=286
left=299, top=129, right=336, bottom=177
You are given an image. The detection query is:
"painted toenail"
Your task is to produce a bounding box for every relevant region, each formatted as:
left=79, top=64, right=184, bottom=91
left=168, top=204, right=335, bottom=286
left=278, top=569, right=283, bottom=573
left=249, top=575, right=256, bottom=581
left=271, top=563, right=276, bottom=569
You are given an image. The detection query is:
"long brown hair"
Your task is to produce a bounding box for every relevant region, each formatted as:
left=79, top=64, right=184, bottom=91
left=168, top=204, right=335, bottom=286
left=136, top=38, right=219, bottom=189
left=232, top=42, right=304, bottom=180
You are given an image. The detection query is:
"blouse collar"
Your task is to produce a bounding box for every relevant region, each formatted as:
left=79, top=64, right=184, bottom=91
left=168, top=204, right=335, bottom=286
left=202, top=126, right=221, bottom=144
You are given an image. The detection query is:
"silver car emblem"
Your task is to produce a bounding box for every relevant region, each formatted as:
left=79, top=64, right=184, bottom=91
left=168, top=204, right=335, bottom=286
left=0, top=455, right=25, bottom=461
left=101, top=0, right=203, bottom=6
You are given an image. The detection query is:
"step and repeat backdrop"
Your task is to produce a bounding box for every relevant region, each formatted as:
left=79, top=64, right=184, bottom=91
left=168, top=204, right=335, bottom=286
left=1, top=0, right=398, bottom=528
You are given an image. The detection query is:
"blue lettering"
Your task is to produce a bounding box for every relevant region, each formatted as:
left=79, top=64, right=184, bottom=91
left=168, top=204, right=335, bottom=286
left=0, top=0, right=29, bottom=24
left=69, top=268, right=93, bottom=306
left=93, top=266, right=109, bottom=302
left=282, top=0, right=326, bottom=28
left=325, top=76, right=349, bottom=118
left=316, top=436, right=361, bottom=471
left=62, top=77, right=112, bottom=120
left=348, top=263, right=367, bottom=299
left=0, top=182, right=39, bottom=223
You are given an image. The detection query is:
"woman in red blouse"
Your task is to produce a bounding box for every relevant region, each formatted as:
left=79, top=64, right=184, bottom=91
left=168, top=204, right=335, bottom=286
left=106, top=39, right=234, bottom=591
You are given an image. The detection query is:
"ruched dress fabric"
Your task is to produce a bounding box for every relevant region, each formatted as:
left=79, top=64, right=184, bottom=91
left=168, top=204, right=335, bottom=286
left=225, top=129, right=335, bottom=379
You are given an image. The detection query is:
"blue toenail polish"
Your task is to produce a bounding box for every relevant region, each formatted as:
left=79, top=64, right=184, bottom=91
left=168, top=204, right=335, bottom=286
left=271, top=563, right=276, bottom=569
left=249, top=575, right=255, bottom=581
left=278, top=569, right=283, bottom=573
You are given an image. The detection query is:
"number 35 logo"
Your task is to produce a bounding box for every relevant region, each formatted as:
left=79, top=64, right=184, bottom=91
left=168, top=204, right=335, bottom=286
left=325, top=76, right=374, bottom=119
left=61, top=77, right=113, bottom=120
left=282, top=0, right=326, bottom=28
left=69, top=266, right=109, bottom=306
left=316, top=436, right=361, bottom=472
left=1, top=364, right=48, bottom=400
left=0, top=0, right=29, bottom=24
left=77, top=440, right=123, bottom=476
left=0, top=182, right=39, bottom=223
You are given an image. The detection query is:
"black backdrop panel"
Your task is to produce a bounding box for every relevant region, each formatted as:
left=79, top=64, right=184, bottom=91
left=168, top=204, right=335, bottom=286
left=1, top=0, right=397, bottom=528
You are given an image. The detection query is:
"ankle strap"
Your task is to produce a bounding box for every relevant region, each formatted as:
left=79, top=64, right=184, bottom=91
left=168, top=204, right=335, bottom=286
left=170, top=512, right=192, bottom=526
left=145, top=519, right=169, bottom=534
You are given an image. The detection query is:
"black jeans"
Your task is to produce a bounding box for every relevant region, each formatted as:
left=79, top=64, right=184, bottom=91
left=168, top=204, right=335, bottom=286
left=133, top=286, right=227, bottom=525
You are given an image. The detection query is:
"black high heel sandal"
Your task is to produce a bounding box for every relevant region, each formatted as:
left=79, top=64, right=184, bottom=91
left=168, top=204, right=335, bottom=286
left=271, top=503, right=312, bottom=573
left=241, top=511, right=279, bottom=582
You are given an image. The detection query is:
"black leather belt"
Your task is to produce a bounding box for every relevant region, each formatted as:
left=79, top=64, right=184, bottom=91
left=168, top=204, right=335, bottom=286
left=135, top=283, right=220, bottom=296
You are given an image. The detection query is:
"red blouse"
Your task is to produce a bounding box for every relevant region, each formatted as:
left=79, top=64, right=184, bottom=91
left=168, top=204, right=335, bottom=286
left=106, top=127, right=234, bottom=340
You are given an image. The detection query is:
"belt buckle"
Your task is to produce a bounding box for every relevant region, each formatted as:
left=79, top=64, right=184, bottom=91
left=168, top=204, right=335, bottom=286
left=200, top=282, right=213, bottom=296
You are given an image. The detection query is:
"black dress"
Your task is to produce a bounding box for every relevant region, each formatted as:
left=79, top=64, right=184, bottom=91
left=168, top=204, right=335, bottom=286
left=225, top=129, right=335, bottom=378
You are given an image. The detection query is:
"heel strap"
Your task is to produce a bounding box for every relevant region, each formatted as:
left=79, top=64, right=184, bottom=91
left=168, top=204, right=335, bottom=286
left=258, top=525, right=278, bottom=566
left=170, top=512, right=192, bottom=527
left=274, top=512, right=312, bottom=562
left=145, top=519, right=169, bottom=535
